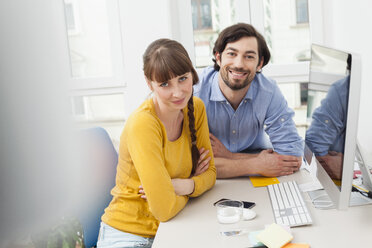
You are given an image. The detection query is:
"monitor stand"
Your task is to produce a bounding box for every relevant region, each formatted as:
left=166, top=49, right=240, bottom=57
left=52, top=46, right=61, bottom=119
left=308, top=142, right=372, bottom=209
left=308, top=189, right=335, bottom=209
left=349, top=191, right=372, bottom=206
left=308, top=188, right=372, bottom=209
left=356, top=142, right=372, bottom=191
left=350, top=142, right=372, bottom=206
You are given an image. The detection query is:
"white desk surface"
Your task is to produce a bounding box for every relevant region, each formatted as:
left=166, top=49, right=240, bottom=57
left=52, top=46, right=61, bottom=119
left=153, top=170, right=372, bottom=248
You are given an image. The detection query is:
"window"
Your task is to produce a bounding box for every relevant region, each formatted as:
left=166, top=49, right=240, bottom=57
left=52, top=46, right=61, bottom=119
left=191, top=0, right=213, bottom=30
left=70, top=93, right=125, bottom=121
left=191, top=0, right=245, bottom=68
left=64, top=0, right=81, bottom=35
left=259, top=0, right=311, bottom=135
left=296, top=0, right=309, bottom=24
left=262, top=0, right=310, bottom=64
left=63, top=0, right=125, bottom=145
left=191, top=0, right=215, bottom=67
left=63, top=0, right=124, bottom=81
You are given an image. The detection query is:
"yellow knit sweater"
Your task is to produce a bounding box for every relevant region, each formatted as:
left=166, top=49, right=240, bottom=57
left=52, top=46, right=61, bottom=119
left=101, top=97, right=216, bottom=237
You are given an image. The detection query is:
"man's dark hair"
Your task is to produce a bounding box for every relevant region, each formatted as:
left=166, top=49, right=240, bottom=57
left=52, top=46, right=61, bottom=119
left=212, top=23, right=271, bottom=71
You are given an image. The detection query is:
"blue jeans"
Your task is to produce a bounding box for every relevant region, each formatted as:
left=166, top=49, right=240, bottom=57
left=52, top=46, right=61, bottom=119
left=96, top=222, right=154, bottom=248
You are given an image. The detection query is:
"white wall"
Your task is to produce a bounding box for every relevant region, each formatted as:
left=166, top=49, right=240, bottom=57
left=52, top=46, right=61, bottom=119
left=119, top=0, right=171, bottom=117
left=119, top=0, right=194, bottom=117
left=315, top=0, right=372, bottom=160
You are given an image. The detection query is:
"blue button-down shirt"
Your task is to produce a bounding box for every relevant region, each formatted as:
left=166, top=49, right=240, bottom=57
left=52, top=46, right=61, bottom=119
left=194, top=66, right=303, bottom=156
left=305, top=76, right=349, bottom=156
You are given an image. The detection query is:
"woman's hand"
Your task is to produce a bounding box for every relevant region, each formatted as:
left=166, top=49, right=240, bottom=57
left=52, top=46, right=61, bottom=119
left=139, top=185, right=147, bottom=200
left=139, top=147, right=211, bottom=199
left=194, top=147, right=211, bottom=176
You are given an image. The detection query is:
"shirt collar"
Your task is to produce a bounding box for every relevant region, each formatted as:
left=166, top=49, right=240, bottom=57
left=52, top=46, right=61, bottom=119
left=210, top=73, right=226, bottom=101
left=210, top=73, right=258, bottom=102
left=245, top=76, right=258, bottom=101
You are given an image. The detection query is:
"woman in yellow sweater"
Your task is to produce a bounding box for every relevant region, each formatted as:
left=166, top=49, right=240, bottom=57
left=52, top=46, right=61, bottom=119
left=97, top=39, right=216, bottom=247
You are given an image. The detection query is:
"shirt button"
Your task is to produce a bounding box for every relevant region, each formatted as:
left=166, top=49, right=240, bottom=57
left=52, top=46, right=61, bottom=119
left=325, top=119, right=329, bottom=123
left=232, top=130, right=236, bottom=134
left=281, top=118, right=285, bottom=122
left=244, top=100, right=247, bottom=103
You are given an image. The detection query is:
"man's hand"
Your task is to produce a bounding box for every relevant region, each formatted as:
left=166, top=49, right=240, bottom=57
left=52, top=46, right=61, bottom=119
left=256, top=149, right=302, bottom=177
left=317, top=151, right=343, bottom=180
left=213, top=149, right=301, bottom=178
left=194, top=147, right=211, bottom=176
left=209, top=133, right=232, bottom=158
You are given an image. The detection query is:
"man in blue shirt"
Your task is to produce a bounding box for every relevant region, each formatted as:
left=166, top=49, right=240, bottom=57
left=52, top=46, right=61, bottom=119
left=305, top=76, right=350, bottom=179
left=194, top=23, right=303, bottom=178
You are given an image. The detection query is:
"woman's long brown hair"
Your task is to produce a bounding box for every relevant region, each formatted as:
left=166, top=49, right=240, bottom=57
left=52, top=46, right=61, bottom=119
left=143, top=39, right=200, bottom=176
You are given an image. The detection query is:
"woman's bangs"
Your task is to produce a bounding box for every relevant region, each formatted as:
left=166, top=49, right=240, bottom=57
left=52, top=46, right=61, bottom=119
left=150, top=50, right=191, bottom=83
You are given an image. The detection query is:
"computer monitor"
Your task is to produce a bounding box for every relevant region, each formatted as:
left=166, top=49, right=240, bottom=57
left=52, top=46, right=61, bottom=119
left=304, top=44, right=362, bottom=210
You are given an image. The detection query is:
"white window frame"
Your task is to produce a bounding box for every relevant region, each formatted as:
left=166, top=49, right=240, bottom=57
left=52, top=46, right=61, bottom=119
left=249, top=0, right=310, bottom=84
left=65, top=0, right=125, bottom=92
left=292, top=0, right=309, bottom=25
left=308, top=0, right=324, bottom=45
left=63, top=0, right=126, bottom=124
left=64, top=0, right=82, bottom=36
left=69, top=88, right=127, bottom=123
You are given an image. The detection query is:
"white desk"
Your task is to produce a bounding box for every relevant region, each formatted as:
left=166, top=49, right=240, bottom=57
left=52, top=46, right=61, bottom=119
left=153, top=170, right=372, bottom=247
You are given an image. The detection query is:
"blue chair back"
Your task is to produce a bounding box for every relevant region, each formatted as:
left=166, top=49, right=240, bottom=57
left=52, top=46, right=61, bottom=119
left=78, top=127, right=118, bottom=247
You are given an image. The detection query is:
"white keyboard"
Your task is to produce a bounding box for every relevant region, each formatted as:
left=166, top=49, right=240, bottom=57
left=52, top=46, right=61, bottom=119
left=267, top=181, right=313, bottom=227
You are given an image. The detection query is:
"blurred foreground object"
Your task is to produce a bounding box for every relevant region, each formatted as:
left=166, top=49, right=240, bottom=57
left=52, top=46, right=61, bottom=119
left=0, top=0, right=83, bottom=245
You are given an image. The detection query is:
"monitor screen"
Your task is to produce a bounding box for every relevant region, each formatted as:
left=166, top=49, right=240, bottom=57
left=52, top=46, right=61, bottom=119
left=305, top=44, right=362, bottom=209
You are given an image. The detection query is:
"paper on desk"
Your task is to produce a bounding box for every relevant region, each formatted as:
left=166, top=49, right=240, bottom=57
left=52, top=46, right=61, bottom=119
left=256, top=223, right=293, bottom=248
left=300, top=156, right=310, bottom=171
left=298, top=153, right=324, bottom=192
left=298, top=180, right=323, bottom=192
left=250, top=176, right=280, bottom=187
left=308, top=153, right=318, bottom=177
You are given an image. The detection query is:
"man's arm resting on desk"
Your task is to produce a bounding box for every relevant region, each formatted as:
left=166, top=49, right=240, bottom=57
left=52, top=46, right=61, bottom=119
left=214, top=150, right=301, bottom=178
left=210, top=133, right=301, bottom=178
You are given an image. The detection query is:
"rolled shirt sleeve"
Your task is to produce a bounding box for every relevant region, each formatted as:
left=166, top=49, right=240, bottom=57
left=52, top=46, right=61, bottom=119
left=263, top=83, right=304, bottom=156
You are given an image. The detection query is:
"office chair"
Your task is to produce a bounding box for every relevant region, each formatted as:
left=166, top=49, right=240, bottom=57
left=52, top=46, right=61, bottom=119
left=78, top=127, right=118, bottom=248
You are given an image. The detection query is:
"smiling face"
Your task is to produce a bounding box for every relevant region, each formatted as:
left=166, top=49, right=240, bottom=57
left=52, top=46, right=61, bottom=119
left=216, top=36, right=263, bottom=91
left=147, top=72, right=193, bottom=112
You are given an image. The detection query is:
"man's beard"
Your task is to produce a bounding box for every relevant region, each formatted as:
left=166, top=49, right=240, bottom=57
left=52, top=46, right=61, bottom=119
left=221, top=66, right=255, bottom=91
